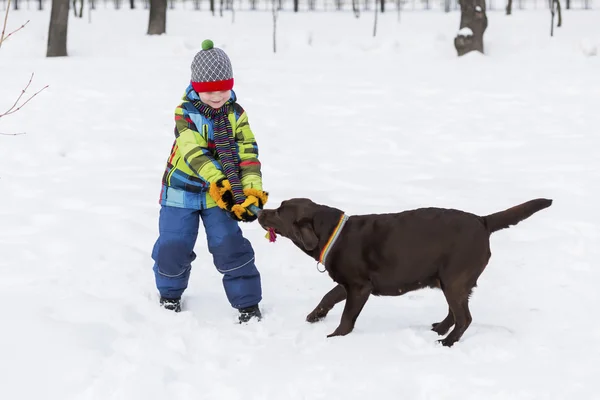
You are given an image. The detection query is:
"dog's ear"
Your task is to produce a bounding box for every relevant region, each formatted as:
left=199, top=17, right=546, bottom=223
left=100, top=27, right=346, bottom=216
left=292, top=220, right=319, bottom=251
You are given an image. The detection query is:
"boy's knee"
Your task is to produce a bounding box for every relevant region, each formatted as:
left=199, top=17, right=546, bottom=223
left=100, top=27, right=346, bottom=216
left=153, top=237, right=196, bottom=277
left=208, top=232, right=256, bottom=274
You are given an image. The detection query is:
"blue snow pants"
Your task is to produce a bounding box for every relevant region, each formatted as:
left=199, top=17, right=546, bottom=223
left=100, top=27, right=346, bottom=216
left=152, top=205, right=262, bottom=309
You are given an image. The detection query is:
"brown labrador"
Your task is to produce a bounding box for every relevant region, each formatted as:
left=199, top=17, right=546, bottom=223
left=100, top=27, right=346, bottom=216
left=257, top=198, right=552, bottom=347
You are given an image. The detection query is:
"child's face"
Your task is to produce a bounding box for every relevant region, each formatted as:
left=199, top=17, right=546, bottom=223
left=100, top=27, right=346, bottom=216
left=199, top=90, right=231, bottom=109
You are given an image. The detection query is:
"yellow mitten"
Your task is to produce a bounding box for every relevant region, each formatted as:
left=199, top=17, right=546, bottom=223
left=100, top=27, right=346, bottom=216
left=243, top=188, right=268, bottom=208
left=230, top=189, right=269, bottom=222
left=209, top=179, right=235, bottom=211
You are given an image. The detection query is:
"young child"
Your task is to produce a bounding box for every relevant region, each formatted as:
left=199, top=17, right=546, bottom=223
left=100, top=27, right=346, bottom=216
left=151, top=39, right=268, bottom=323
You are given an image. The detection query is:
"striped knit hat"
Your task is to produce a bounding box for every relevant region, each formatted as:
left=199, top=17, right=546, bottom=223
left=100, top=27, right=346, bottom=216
left=190, top=39, right=234, bottom=93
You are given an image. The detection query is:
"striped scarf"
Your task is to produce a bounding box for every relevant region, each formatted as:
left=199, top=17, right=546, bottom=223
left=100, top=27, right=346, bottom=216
left=195, top=101, right=245, bottom=204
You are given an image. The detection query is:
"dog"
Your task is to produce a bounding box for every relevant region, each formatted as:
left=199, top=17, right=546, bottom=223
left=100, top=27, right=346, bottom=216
left=257, top=197, right=552, bottom=346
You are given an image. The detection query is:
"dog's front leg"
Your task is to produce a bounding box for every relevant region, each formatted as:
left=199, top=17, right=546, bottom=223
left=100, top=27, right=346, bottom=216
left=306, top=284, right=347, bottom=323
left=327, top=284, right=371, bottom=338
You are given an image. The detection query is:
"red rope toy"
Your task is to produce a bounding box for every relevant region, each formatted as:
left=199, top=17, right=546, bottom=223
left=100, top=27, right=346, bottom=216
left=265, top=228, right=277, bottom=242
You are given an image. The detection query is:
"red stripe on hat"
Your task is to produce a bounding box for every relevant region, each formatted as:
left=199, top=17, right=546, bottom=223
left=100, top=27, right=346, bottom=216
left=191, top=78, right=234, bottom=93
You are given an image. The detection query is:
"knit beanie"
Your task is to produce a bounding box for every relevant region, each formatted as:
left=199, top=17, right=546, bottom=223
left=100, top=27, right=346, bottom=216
left=190, top=39, right=234, bottom=93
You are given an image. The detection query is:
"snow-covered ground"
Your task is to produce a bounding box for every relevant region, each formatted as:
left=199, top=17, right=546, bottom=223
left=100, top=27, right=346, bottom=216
left=1, top=7, right=599, bottom=400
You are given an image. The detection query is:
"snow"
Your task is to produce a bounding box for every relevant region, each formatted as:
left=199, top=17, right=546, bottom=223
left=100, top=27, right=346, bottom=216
left=2, top=6, right=600, bottom=400
left=458, top=26, right=473, bottom=36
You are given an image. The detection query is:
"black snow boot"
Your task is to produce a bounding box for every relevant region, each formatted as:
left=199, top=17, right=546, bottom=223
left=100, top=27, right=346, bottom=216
left=160, top=297, right=181, bottom=312
left=238, top=304, right=262, bottom=323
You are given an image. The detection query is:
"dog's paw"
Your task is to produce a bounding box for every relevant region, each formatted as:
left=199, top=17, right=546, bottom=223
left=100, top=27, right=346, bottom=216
left=431, top=322, right=452, bottom=336
left=326, top=325, right=352, bottom=338
left=437, top=336, right=458, bottom=347
left=306, top=307, right=328, bottom=323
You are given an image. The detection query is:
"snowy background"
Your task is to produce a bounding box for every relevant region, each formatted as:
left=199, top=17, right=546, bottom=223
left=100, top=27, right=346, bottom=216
left=1, top=6, right=599, bottom=400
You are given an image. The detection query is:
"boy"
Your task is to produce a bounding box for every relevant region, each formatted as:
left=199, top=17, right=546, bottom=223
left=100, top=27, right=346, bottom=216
left=151, top=40, right=267, bottom=323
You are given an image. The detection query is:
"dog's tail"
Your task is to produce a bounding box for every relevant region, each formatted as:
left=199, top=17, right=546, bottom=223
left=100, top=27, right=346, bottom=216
left=483, top=198, right=552, bottom=234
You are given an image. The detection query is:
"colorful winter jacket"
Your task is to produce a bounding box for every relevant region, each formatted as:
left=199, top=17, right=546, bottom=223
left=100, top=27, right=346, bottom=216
left=159, top=86, right=262, bottom=210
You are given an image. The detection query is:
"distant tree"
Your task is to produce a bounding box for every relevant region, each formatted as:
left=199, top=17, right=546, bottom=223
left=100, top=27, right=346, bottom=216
left=373, top=0, right=379, bottom=36
left=353, top=0, right=361, bottom=17
left=294, top=0, right=299, bottom=12
left=130, top=0, right=136, bottom=9
left=147, top=0, right=167, bottom=35
left=506, top=0, right=513, bottom=14
left=550, top=0, right=562, bottom=36
left=454, top=0, right=488, bottom=56
left=47, top=0, right=70, bottom=57
left=72, top=0, right=84, bottom=17
left=272, top=0, right=278, bottom=53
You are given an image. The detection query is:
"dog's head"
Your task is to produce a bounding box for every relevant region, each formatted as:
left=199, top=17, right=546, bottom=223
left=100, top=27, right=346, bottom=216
left=258, top=198, right=342, bottom=255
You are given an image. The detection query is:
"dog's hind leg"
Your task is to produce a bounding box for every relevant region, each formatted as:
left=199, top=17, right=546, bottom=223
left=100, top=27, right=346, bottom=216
left=327, top=284, right=372, bottom=338
left=438, top=284, right=473, bottom=347
left=431, top=307, right=455, bottom=336
left=306, top=284, right=346, bottom=323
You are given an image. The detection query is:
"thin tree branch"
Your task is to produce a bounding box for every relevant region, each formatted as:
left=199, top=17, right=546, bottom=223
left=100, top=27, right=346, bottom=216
left=0, top=132, right=26, bottom=136
left=0, top=0, right=12, bottom=49
left=0, top=20, right=30, bottom=48
left=0, top=73, right=49, bottom=118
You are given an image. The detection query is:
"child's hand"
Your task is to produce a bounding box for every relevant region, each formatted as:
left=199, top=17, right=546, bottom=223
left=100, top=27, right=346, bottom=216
left=209, top=179, right=235, bottom=211
left=230, top=189, right=269, bottom=223
left=243, top=188, right=268, bottom=209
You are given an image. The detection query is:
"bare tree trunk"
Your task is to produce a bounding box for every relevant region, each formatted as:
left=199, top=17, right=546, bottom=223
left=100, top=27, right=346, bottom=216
left=373, top=0, right=378, bottom=36
left=549, top=0, right=562, bottom=35
left=566, top=0, right=570, bottom=9
left=47, top=0, right=69, bottom=57
left=506, top=0, right=512, bottom=14
left=272, top=0, right=278, bottom=53
left=38, top=0, right=43, bottom=10
left=397, top=0, right=401, bottom=21
left=147, top=0, right=166, bottom=35
left=445, top=0, right=451, bottom=12
left=550, top=0, right=555, bottom=36
left=130, top=0, right=135, bottom=8
left=13, top=0, right=19, bottom=10
left=454, top=0, right=488, bottom=56
left=210, top=0, right=215, bottom=15
left=293, top=0, right=299, bottom=11
left=77, top=0, right=84, bottom=17
left=353, top=0, right=360, bottom=17
left=380, top=0, right=384, bottom=12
